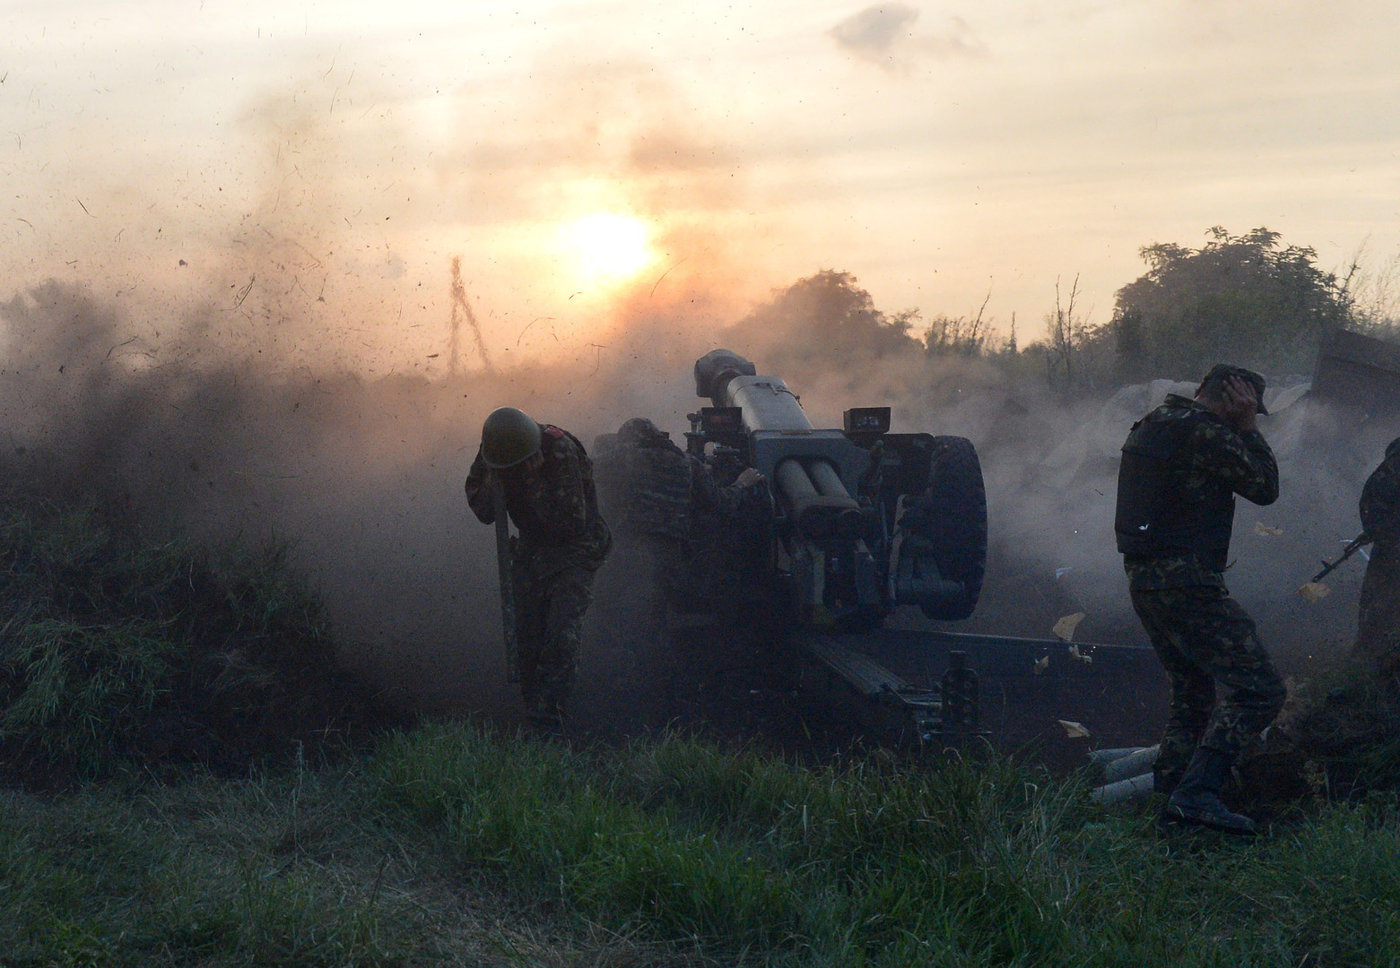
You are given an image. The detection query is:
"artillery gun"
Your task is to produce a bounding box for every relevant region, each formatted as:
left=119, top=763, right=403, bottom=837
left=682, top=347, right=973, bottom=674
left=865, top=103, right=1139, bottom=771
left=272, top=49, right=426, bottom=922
left=685, top=349, right=988, bottom=631
left=595, top=349, right=991, bottom=748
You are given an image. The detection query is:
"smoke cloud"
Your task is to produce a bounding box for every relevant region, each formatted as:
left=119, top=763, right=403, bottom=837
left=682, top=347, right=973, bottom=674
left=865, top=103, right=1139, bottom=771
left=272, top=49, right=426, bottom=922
left=2, top=261, right=1383, bottom=745
left=3, top=53, right=1390, bottom=744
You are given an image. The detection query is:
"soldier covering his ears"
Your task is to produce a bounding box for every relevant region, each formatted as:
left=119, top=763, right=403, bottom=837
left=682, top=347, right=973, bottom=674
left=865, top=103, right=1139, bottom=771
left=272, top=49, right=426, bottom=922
left=1115, top=364, right=1286, bottom=836
left=466, top=406, right=611, bottom=733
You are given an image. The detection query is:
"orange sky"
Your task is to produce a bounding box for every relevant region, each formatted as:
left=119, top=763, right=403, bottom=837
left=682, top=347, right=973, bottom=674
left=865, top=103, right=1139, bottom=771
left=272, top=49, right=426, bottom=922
left=4, top=1, right=1399, bottom=374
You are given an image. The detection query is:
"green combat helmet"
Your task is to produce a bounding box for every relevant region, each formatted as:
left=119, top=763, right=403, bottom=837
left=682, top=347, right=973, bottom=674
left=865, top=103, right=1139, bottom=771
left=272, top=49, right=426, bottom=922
left=481, top=406, right=542, bottom=468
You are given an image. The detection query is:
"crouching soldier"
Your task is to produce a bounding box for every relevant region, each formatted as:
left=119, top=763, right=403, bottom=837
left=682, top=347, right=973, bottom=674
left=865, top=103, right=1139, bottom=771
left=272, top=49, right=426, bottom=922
left=466, top=406, right=611, bottom=734
left=591, top=417, right=764, bottom=724
left=593, top=417, right=697, bottom=616
left=594, top=416, right=765, bottom=613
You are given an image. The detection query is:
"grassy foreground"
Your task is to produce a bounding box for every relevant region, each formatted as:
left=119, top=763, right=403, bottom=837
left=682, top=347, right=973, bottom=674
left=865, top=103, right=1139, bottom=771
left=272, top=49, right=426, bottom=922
left=3, top=723, right=1399, bottom=967
left=1, top=487, right=1397, bottom=966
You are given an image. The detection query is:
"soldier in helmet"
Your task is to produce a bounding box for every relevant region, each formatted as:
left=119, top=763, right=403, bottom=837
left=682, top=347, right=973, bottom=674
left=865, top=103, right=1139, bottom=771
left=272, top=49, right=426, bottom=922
left=591, top=416, right=764, bottom=724
left=1353, top=436, right=1400, bottom=685
left=593, top=415, right=764, bottom=571
left=594, top=417, right=697, bottom=556
left=1114, top=364, right=1286, bottom=836
left=465, top=406, right=611, bottom=733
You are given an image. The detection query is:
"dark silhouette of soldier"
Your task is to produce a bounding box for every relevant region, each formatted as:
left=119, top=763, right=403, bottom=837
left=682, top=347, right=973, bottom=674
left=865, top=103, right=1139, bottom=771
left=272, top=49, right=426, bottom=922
left=591, top=417, right=764, bottom=725
left=1115, top=364, right=1286, bottom=835
left=1353, top=437, right=1400, bottom=686
left=466, top=406, right=611, bottom=733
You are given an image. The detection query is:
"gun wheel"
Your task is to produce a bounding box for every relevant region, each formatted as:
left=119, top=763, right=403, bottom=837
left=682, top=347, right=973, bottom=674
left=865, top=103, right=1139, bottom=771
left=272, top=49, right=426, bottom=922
left=917, top=435, right=988, bottom=621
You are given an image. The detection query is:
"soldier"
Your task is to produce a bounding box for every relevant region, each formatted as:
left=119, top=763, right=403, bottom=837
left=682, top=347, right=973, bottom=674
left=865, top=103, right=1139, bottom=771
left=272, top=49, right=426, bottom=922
left=591, top=417, right=764, bottom=723
left=465, top=406, right=611, bottom=734
left=594, top=417, right=764, bottom=603
left=1114, top=364, right=1286, bottom=836
left=1353, top=437, right=1400, bottom=685
left=594, top=417, right=695, bottom=572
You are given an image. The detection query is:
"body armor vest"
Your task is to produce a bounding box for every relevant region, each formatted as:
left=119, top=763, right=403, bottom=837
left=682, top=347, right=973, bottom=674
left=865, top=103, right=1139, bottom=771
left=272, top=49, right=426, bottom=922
left=1115, top=408, right=1235, bottom=571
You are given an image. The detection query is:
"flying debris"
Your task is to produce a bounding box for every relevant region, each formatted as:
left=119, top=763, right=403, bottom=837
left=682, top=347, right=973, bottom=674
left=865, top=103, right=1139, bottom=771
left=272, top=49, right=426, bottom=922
left=1298, top=582, right=1331, bottom=602
left=1052, top=612, right=1085, bottom=642
left=1058, top=720, right=1091, bottom=739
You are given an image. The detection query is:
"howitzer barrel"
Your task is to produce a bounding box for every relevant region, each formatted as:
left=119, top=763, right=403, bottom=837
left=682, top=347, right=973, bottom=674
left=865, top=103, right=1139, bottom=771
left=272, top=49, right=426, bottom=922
left=724, top=376, right=811, bottom=432
left=695, top=349, right=813, bottom=432
left=687, top=346, right=988, bottom=627
left=695, top=349, right=867, bottom=539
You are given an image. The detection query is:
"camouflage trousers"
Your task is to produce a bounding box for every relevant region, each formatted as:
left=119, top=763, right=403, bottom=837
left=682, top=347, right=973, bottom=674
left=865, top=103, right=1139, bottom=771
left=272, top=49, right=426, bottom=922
left=1353, top=543, right=1400, bottom=685
left=1129, top=584, right=1286, bottom=790
left=513, top=559, right=599, bottom=727
left=594, top=536, right=686, bottom=728
left=607, top=535, right=687, bottom=621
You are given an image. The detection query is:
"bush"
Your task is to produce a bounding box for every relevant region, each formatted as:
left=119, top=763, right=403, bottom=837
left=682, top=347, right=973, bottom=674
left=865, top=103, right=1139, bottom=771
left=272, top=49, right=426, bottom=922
left=0, top=490, right=395, bottom=786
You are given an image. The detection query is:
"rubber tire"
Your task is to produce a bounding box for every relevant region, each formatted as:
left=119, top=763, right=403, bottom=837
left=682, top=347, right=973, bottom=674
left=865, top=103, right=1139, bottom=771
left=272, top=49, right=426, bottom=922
left=918, top=435, right=988, bottom=621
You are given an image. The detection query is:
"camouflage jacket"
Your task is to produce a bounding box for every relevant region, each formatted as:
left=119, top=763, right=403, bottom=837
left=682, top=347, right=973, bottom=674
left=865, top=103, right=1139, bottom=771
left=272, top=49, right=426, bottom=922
left=466, top=424, right=611, bottom=573
left=593, top=426, right=764, bottom=541
left=592, top=431, right=692, bottom=541
left=1360, top=439, right=1400, bottom=547
left=1120, top=394, right=1278, bottom=590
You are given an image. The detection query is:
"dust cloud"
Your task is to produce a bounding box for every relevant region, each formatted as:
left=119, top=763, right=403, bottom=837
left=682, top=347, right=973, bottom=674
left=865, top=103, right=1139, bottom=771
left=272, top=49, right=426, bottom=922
left=3, top=62, right=1391, bottom=737
left=961, top=376, right=1391, bottom=673
left=0, top=53, right=793, bottom=730
left=2, top=264, right=1388, bottom=745
left=0, top=269, right=760, bottom=727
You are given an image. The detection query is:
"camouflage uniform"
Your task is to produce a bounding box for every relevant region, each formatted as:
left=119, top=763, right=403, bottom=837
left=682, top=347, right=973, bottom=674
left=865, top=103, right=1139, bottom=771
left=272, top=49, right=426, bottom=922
left=591, top=419, right=766, bottom=723
left=686, top=455, right=774, bottom=612
left=466, top=424, right=611, bottom=728
left=595, top=419, right=692, bottom=536
left=1115, top=393, right=1286, bottom=792
left=1354, top=437, right=1400, bottom=682
left=593, top=418, right=763, bottom=611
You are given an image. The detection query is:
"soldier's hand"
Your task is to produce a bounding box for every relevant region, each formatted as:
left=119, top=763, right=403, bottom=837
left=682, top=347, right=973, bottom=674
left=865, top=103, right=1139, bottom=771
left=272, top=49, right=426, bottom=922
left=1220, top=376, right=1259, bottom=433
left=735, top=467, right=764, bottom=488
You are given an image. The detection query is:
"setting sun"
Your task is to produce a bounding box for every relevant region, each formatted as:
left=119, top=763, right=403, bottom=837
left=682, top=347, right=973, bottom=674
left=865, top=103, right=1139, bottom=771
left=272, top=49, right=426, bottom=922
left=559, top=212, right=656, bottom=286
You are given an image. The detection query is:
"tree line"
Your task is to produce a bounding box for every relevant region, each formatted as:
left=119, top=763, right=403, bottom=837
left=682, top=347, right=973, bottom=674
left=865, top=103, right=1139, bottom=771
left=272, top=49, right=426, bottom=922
left=725, top=227, right=1400, bottom=395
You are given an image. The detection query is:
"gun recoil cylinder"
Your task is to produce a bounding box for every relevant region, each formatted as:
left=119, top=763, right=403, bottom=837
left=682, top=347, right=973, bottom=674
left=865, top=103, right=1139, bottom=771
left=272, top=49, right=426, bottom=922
left=775, top=457, right=865, bottom=540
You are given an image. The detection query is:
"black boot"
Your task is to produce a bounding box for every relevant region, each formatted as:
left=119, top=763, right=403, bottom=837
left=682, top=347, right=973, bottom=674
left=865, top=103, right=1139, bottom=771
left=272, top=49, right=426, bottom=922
left=1162, top=748, right=1257, bottom=836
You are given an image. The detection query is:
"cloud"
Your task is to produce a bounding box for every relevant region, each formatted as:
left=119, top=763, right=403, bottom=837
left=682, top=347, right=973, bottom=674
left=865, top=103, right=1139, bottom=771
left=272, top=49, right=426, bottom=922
left=830, top=5, right=921, bottom=60
left=829, top=6, right=986, bottom=70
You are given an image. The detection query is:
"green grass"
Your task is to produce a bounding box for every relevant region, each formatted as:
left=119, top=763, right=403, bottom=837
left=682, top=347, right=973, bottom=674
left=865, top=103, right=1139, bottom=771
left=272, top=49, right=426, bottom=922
left=3, top=725, right=1400, bottom=967
left=3, top=485, right=1399, bottom=965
